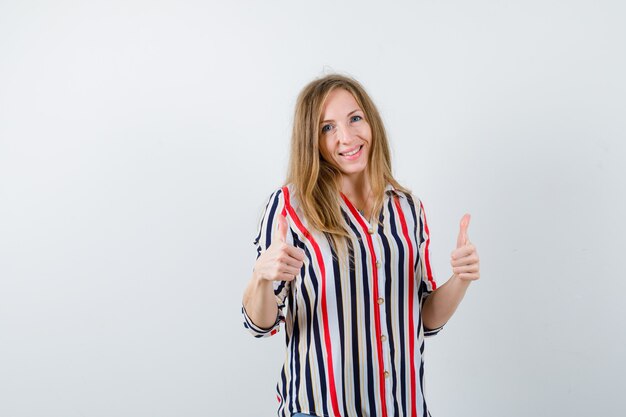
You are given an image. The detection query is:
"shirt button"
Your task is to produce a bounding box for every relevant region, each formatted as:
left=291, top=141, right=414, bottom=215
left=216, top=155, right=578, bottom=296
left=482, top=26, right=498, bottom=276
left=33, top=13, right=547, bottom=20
left=368, top=228, right=374, bottom=234
left=384, top=371, right=390, bottom=378
left=377, top=297, right=384, bottom=305
left=375, top=260, right=381, bottom=268
left=381, top=335, right=387, bottom=342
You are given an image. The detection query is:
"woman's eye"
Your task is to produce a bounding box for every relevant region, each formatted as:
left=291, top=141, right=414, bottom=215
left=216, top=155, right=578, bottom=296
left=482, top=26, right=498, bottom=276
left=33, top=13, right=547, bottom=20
left=351, top=115, right=363, bottom=122
left=321, top=124, right=333, bottom=133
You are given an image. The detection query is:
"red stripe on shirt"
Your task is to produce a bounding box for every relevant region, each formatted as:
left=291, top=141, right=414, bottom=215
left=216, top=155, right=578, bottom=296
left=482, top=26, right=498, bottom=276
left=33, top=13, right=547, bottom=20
left=419, top=200, right=436, bottom=290
left=394, top=196, right=417, bottom=417
left=282, top=187, right=342, bottom=417
left=341, top=194, right=388, bottom=417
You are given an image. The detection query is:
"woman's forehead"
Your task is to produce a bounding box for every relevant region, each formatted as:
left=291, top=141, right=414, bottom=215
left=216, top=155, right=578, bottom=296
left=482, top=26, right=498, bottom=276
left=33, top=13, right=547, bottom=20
left=321, top=89, right=361, bottom=117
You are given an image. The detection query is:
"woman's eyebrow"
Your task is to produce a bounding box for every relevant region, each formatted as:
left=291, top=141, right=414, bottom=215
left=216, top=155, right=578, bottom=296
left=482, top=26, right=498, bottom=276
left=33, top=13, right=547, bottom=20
left=320, top=109, right=361, bottom=124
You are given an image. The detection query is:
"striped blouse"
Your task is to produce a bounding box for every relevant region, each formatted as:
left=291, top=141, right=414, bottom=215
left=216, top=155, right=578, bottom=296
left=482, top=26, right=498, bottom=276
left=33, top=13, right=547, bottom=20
left=242, top=183, right=442, bottom=417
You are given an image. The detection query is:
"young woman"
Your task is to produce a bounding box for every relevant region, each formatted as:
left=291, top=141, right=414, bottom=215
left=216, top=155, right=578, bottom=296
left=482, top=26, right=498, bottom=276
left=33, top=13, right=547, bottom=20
left=242, top=74, right=480, bottom=417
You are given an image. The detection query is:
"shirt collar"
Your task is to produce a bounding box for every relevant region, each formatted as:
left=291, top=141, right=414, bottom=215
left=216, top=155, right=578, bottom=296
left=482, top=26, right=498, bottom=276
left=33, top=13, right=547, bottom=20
left=338, top=184, right=404, bottom=205
left=385, top=183, right=404, bottom=198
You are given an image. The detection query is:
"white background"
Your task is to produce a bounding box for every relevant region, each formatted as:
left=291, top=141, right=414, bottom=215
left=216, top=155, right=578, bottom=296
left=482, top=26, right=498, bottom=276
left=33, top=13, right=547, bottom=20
left=1, top=1, right=625, bottom=416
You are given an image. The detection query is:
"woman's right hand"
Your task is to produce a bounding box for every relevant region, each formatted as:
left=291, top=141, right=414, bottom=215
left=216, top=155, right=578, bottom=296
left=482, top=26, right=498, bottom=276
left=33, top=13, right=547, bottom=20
left=253, top=214, right=306, bottom=282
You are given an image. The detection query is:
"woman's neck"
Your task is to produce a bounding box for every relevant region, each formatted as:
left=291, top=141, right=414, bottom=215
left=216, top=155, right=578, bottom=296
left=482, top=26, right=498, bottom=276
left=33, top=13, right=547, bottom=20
left=340, top=171, right=369, bottom=196
left=340, top=172, right=373, bottom=217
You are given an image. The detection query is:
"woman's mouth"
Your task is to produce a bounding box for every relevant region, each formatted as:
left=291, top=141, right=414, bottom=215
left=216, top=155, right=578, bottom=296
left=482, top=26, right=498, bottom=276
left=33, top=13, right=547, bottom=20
left=339, top=145, right=363, bottom=160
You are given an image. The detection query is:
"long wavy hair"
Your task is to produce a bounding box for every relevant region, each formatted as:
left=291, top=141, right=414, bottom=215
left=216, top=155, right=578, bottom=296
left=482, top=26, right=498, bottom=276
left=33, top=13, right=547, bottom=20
left=286, top=74, right=408, bottom=249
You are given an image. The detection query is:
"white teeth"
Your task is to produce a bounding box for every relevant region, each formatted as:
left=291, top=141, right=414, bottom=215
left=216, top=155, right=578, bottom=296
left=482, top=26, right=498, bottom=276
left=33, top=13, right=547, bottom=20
left=342, top=146, right=361, bottom=156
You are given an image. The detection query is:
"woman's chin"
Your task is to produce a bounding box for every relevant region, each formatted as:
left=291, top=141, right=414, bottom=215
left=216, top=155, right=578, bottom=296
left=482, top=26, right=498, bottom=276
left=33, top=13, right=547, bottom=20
left=338, top=165, right=368, bottom=178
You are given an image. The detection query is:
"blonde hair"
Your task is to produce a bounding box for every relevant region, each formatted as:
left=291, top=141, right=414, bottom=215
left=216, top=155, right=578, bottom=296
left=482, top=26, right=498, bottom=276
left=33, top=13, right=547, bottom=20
left=286, top=74, right=408, bottom=250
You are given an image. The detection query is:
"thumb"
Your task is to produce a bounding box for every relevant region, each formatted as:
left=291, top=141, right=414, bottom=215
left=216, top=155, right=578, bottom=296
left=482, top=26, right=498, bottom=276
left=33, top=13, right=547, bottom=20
left=277, top=213, right=288, bottom=243
left=456, top=213, right=471, bottom=248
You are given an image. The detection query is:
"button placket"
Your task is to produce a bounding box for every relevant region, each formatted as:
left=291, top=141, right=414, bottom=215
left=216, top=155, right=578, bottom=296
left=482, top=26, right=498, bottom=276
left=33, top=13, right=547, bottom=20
left=371, top=223, right=393, bottom=389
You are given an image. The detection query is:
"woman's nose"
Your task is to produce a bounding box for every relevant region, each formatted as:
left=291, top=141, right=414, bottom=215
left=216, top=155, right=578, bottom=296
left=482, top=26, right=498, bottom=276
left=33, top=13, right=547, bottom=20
left=336, top=124, right=354, bottom=144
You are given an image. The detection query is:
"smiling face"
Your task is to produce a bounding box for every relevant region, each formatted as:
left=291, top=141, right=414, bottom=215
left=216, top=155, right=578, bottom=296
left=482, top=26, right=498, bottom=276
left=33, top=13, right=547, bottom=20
left=319, top=88, right=372, bottom=181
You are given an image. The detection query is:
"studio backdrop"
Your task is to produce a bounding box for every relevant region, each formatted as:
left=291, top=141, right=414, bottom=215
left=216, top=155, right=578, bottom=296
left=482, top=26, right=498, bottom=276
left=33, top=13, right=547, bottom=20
left=0, top=1, right=624, bottom=416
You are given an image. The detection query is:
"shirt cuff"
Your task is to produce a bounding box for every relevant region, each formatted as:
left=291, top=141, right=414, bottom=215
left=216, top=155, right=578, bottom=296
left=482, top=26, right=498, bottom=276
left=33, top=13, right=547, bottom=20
left=242, top=305, right=281, bottom=338
left=424, top=324, right=444, bottom=337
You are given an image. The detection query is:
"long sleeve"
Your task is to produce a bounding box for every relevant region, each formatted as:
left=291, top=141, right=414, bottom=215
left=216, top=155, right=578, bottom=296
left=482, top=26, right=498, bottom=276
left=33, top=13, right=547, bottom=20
left=415, top=197, right=444, bottom=337
left=242, top=188, right=292, bottom=338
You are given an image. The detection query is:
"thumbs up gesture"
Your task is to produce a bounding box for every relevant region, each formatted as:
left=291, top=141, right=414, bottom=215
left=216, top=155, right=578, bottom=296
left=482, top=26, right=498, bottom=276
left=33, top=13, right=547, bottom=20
left=450, top=214, right=480, bottom=281
left=253, top=213, right=306, bottom=283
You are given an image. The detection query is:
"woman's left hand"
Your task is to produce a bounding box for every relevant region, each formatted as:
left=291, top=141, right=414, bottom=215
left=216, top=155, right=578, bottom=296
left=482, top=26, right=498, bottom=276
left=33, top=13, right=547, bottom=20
left=450, top=214, right=480, bottom=281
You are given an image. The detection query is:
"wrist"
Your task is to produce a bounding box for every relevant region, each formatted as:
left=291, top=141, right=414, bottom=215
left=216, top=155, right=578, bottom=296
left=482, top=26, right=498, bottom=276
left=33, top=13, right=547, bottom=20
left=252, top=268, right=270, bottom=285
left=450, top=273, right=471, bottom=290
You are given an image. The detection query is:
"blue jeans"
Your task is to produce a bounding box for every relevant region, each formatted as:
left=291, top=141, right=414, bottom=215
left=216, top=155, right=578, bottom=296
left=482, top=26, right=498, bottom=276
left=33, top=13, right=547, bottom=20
left=293, top=414, right=316, bottom=417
